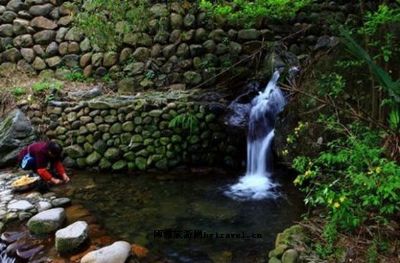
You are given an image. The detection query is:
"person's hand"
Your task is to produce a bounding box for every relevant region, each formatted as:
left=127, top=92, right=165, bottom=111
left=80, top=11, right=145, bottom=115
left=62, top=174, right=70, bottom=183
left=51, top=178, right=63, bottom=185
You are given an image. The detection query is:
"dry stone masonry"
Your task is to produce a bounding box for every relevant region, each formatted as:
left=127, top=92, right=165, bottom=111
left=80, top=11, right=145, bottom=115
left=21, top=91, right=242, bottom=171
left=0, top=0, right=356, bottom=92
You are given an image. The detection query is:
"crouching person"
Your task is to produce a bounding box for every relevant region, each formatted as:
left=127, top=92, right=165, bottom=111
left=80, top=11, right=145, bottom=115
left=18, top=141, right=70, bottom=189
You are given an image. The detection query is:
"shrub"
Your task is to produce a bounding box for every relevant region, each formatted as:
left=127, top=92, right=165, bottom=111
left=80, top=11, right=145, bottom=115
left=200, top=0, right=311, bottom=27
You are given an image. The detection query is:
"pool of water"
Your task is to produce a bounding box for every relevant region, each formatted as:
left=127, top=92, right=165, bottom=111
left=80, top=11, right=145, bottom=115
left=57, top=168, right=304, bottom=263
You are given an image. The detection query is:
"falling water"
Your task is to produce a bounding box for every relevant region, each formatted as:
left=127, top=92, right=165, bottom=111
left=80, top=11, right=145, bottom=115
left=225, top=70, right=286, bottom=200
left=0, top=243, right=15, bottom=263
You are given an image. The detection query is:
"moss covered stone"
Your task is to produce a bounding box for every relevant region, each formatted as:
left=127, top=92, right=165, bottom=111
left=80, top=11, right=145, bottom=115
left=122, top=121, right=134, bottom=132
left=76, top=158, right=87, bottom=168
left=93, top=140, right=107, bottom=154
left=155, top=159, right=168, bottom=170
left=135, top=157, right=147, bottom=170
left=83, top=143, right=93, bottom=153
left=112, top=160, right=127, bottom=170
left=86, top=123, right=97, bottom=132
left=120, top=133, right=132, bottom=144
left=281, top=249, right=298, bottom=263
left=86, top=151, right=101, bottom=165
left=99, top=158, right=112, bottom=169
left=110, top=123, right=122, bottom=134
left=98, top=124, right=110, bottom=132
left=131, top=134, right=143, bottom=143
left=275, top=225, right=305, bottom=247
left=65, top=145, right=85, bottom=158
left=123, top=152, right=135, bottom=161
left=268, top=257, right=281, bottom=263
left=27, top=208, right=65, bottom=235
left=269, top=244, right=288, bottom=258
left=104, top=148, right=120, bottom=160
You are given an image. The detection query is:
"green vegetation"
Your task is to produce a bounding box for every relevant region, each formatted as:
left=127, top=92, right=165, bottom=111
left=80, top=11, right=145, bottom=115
left=169, top=112, right=200, bottom=134
left=200, top=0, right=311, bottom=26
left=11, top=87, right=26, bottom=97
left=285, top=2, right=400, bottom=261
left=32, top=80, right=63, bottom=94
left=65, top=68, right=88, bottom=82
left=75, top=0, right=150, bottom=50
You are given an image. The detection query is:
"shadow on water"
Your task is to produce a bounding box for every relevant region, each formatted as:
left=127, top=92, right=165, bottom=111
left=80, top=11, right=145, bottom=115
left=57, top=167, right=304, bottom=263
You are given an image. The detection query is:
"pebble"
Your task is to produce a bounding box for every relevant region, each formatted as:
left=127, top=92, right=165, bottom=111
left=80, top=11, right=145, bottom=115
left=51, top=197, right=71, bottom=207
left=8, top=200, right=34, bottom=211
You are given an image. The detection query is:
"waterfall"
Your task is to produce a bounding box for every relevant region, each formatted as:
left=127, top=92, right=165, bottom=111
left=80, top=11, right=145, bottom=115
left=225, top=70, right=286, bottom=200
left=0, top=243, right=15, bottom=263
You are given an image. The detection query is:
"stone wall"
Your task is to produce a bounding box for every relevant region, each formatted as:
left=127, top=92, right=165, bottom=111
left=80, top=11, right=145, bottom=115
left=20, top=92, right=242, bottom=171
left=0, top=0, right=360, bottom=92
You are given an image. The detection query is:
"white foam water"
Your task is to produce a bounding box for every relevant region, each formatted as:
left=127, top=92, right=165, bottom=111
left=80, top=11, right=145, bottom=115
left=225, top=70, right=286, bottom=201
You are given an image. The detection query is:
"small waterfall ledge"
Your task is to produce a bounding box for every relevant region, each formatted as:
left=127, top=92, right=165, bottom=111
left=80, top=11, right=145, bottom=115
left=225, top=71, right=286, bottom=201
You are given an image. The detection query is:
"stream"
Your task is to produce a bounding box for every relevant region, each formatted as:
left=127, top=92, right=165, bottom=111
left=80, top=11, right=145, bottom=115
left=54, top=168, right=304, bottom=262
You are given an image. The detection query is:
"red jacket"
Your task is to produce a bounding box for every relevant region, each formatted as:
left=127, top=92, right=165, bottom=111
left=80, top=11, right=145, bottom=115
left=18, top=141, right=66, bottom=182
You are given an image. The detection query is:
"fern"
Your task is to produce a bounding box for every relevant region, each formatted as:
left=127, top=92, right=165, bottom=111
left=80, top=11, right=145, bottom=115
left=169, top=113, right=199, bottom=134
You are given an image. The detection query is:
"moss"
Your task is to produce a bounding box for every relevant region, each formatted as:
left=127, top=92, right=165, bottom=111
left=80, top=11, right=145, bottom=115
left=112, top=160, right=127, bottom=170
left=275, top=225, right=305, bottom=247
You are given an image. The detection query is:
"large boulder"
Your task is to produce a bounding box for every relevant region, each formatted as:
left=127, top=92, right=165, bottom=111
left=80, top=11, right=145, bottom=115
left=27, top=208, right=65, bottom=234
left=80, top=241, right=131, bottom=263
left=55, top=221, right=89, bottom=253
left=0, top=109, right=35, bottom=168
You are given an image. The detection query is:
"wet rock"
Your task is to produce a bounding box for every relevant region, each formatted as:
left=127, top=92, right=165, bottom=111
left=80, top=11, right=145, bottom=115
left=17, top=244, right=44, bottom=260
left=18, top=211, right=32, bottom=221
left=81, top=241, right=131, bottom=263
left=27, top=207, right=66, bottom=234
left=51, top=197, right=71, bottom=207
left=0, top=109, right=35, bottom=167
left=1, top=231, right=26, bottom=243
left=65, top=145, right=85, bottom=159
left=8, top=200, right=34, bottom=211
left=36, top=201, right=52, bottom=212
left=55, top=221, right=88, bottom=253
